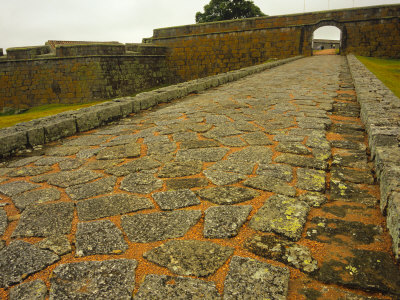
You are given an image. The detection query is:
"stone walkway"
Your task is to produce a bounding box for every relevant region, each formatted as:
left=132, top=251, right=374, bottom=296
left=0, top=55, right=399, bottom=299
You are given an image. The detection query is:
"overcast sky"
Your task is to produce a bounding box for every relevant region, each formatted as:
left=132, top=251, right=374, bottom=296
left=1, top=0, right=399, bottom=52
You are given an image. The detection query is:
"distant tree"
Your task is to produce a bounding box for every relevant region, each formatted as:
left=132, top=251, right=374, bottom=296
left=195, top=0, right=266, bottom=23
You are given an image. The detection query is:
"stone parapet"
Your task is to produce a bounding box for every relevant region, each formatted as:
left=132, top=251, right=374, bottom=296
left=6, top=46, right=51, bottom=60
left=347, top=54, right=400, bottom=260
left=0, top=56, right=302, bottom=158
left=55, top=44, right=125, bottom=57
left=125, top=43, right=168, bottom=55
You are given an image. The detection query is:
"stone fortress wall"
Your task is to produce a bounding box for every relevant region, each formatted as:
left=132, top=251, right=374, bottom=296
left=146, top=4, right=400, bottom=81
left=0, top=43, right=173, bottom=111
left=1, top=4, right=399, bottom=111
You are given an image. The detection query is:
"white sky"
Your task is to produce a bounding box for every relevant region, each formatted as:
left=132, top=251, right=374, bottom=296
left=0, top=0, right=399, bottom=52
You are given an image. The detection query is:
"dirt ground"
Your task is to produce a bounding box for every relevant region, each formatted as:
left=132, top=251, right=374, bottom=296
left=313, top=49, right=337, bottom=55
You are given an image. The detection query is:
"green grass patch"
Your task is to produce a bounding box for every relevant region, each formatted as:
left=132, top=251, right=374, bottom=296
left=0, top=101, right=106, bottom=129
left=356, top=56, right=400, bottom=98
left=0, top=83, right=173, bottom=129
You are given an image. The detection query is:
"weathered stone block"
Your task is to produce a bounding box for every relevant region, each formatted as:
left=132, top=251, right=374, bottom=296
left=122, top=210, right=201, bottom=243
left=374, top=147, right=400, bottom=180
left=14, top=120, right=45, bottom=146
left=369, top=125, right=400, bottom=158
left=0, top=128, right=27, bottom=156
left=43, top=117, right=77, bottom=143
left=250, top=195, right=310, bottom=241
left=216, top=74, right=229, bottom=85
left=154, top=88, right=178, bottom=103
left=205, top=77, right=219, bottom=87
left=9, top=279, right=47, bottom=300
left=95, top=103, right=123, bottom=125
left=224, top=256, right=290, bottom=299
left=77, top=194, right=153, bottom=221
left=143, top=240, right=233, bottom=277
left=12, top=202, right=74, bottom=237
left=25, top=126, right=45, bottom=146
left=184, top=80, right=207, bottom=94
left=0, top=240, right=59, bottom=288
left=388, top=192, right=400, bottom=261
left=75, top=220, right=128, bottom=257
left=49, top=259, right=137, bottom=299
left=380, top=166, right=400, bottom=214
left=134, top=275, right=220, bottom=299
left=245, top=235, right=318, bottom=273
left=131, top=97, right=141, bottom=113
left=113, top=97, right=133, bottom=116
left=75, top=110, right=101, bottom=132
left=136, top=93, right=158, bottom=110
left=173, top=85, right=189, bottom=98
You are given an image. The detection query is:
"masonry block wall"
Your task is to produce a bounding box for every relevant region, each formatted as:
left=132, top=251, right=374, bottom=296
left=146, top=4, right=400, bottom=81
left=145, top=23, right=303, bottom=82
left=1, top=4, right=399, bottom=110
left=0, top=44, right=172, bottom=111
left=343, top=18, right=400, bottom=57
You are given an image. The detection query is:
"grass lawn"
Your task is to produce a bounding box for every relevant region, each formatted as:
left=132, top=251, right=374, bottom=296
left=356, top=56, right=400, bottom=98
left=0, top=101, right=106, bottom=129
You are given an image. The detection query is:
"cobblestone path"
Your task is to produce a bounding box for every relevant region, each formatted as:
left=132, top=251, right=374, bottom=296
left=0, top=55, right=399, bottom=299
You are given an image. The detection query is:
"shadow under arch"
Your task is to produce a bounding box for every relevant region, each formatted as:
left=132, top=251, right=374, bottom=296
left=303, top=20, right=347, bottom=56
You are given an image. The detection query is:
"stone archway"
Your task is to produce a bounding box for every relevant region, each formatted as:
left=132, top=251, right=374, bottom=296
left=309, top=20, right=346, bottom=55
left=301, top=20, right=347, bottom=56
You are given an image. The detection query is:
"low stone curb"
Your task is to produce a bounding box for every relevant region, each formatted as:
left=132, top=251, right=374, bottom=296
left=0, top=56, right=302, bottom=158
left=347, top=54, right=400, bottom=260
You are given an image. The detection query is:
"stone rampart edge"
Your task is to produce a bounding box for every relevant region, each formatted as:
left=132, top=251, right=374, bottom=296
left=148, top=16, right=400, bottom=42
left=0, top=54, right=166, bottom=64
left=0, top=56, right=303, bottom=158
left=347, top=54, right=400, bottom=260
left=152, top=4, right=400, bottom=35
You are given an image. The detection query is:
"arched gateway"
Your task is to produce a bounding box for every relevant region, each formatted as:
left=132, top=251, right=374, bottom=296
left=309, top=21, right=344, bottom=54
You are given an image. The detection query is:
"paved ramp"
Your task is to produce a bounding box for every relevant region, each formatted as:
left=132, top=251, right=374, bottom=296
left=0, top=56, right=399, bottom=299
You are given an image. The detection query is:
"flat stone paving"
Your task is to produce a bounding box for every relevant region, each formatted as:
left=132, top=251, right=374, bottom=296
left=0, top=55, right=399, bottom=299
